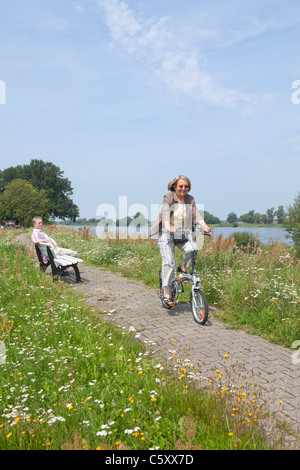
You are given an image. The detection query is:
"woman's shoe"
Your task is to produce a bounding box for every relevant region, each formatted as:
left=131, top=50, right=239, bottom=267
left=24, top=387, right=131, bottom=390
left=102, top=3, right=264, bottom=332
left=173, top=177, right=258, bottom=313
left=162, top=296, right=175, bottom=309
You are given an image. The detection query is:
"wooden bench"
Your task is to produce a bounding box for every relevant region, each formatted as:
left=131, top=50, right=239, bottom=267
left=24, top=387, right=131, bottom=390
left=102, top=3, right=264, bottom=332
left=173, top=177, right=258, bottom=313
left=35, top=243, right=83, bottom=282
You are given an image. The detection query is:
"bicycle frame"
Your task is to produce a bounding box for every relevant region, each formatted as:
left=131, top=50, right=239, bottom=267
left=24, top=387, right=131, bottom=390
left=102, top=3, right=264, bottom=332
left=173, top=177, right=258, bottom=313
left=159, top=226, right=209, bottom=324
left=170, top=228, right=203, bottom=301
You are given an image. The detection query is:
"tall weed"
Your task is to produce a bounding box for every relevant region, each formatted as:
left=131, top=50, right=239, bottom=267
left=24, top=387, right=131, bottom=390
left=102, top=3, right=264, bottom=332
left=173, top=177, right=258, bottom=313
left=48, top=226, right=300, bottom=348
left=0, top=232, right=284, bottom=450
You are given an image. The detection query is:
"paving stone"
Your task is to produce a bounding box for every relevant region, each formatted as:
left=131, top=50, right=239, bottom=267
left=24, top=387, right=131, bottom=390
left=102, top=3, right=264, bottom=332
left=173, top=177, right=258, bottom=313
left=67, top=262, right=300, bottom=437
left=17, top=233, right=300, bottom=445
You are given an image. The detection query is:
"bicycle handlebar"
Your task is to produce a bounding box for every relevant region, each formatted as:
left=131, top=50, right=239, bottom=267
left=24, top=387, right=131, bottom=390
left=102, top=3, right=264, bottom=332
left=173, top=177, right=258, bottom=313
left=192, top=226, right=212, bottom=237
left=174, top=227, right=212, bottom=245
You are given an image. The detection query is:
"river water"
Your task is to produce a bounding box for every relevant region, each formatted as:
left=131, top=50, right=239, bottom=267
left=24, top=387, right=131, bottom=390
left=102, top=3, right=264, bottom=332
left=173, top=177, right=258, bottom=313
left=70, top=225, right=293, bottom=245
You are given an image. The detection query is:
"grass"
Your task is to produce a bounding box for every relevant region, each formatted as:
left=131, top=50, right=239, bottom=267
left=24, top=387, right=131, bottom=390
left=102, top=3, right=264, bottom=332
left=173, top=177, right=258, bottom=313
left=0, top=229, right=291, bottom=450
left=51, top=225, right=300, bottom=348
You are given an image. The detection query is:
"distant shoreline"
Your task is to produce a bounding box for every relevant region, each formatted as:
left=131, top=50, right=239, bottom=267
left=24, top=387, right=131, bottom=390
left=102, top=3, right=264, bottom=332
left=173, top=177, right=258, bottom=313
left=56, top=222, right=285, bottom=229
left=211, top=223, right=285, bottom=228
left=54, top=223, right=292, bottom=245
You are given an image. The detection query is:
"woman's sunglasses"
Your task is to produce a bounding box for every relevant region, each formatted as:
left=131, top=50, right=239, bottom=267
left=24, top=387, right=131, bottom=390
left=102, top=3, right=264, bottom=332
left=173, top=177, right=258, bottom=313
left=178, top=185, right=189, bottom=189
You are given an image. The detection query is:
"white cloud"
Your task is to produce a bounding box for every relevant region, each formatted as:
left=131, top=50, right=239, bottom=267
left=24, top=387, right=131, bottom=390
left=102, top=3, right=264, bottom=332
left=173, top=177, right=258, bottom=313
left=96, top=0, right=276, bottom=112
left=99, top=0, right=143, bottom=41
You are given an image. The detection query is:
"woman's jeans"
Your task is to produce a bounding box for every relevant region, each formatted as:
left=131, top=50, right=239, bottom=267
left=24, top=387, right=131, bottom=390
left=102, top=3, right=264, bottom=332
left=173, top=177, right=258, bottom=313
left=158, top=231, right=198, bottom=288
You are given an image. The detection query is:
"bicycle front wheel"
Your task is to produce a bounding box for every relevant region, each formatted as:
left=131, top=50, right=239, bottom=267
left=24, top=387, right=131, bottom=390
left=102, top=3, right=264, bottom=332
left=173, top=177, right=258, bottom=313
left=170, top=279, right=179, bottom=301
left=191, top=288, right=208, bottom=325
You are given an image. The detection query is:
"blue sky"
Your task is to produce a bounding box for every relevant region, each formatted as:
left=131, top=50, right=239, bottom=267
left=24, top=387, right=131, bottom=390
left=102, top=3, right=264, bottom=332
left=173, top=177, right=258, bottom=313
left=0, top=0, right=300, bottom=221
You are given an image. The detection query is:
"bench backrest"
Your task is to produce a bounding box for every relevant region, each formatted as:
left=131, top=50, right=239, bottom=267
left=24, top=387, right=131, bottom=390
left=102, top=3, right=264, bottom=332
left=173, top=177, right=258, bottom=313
left=38, top=243, right=56, bottom=259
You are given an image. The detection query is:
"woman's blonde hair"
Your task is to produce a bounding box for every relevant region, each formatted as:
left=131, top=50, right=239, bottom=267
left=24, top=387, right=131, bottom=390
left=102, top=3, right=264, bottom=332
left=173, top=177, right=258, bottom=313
left=167, top=175, right=191, bottom=192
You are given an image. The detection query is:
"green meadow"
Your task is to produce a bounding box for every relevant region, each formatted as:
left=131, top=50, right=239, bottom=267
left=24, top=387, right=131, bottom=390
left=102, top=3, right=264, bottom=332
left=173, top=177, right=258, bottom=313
left=55, top=225, right=300, bottom=348
left=0, top=227, right=299, bottom=450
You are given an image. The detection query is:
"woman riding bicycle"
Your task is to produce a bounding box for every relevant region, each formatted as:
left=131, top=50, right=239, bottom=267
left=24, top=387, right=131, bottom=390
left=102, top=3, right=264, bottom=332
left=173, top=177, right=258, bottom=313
left=150, top=175, right=213, bottom=308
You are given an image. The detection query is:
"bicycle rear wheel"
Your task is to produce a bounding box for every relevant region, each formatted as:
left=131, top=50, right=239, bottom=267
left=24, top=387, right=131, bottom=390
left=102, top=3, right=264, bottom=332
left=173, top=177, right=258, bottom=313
left=191, top=288, right=208, bottom=325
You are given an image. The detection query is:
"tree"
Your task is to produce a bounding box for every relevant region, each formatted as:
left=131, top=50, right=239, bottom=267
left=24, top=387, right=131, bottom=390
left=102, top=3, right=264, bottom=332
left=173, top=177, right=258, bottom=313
left=253, top=212, right=262, bottom=224
left=0, top=179, right=50, bottom=227
left=204, top=211, right=220, bottom=225
left=266, top=207, right=275, bottom=224
left=0, top=159, right=79, bottom=220
left=284, top=192, right=300, bottom=258
left=240, top=210, right=264, bottom=224
left=130, top=212, right=149, bottom=227
left=116, top=216, right=132, bottom=226
left=240, top=210, right=256, bottom=224
left=261, top=214, right=268, bottom=224
left=226, top=212, right=237, bottom=224
left=275, top=205, right=286, bottom=224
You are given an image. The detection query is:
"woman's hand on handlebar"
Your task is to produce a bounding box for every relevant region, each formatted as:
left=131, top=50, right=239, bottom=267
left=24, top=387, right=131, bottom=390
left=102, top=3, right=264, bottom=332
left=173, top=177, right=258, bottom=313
left=166, top=225, right=176, bottom=234
left=204, top=225, right=214, bottom=235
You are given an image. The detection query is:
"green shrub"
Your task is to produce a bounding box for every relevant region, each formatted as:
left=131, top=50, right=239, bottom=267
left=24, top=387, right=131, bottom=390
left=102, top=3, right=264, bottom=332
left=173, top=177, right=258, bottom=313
left=46, top=225, right=300, bottom=348
left=228, top=231, right=260, bottom=250
left=285, top=192, right=300, bottom=258
left=0, top=231, right=280, bottom=450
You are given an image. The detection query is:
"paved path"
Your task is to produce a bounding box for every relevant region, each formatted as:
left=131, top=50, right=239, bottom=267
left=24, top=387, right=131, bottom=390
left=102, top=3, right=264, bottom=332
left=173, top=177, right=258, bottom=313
left=18, top=233, right=300, bottom=446
left=72, top=263, right=300, bottom=440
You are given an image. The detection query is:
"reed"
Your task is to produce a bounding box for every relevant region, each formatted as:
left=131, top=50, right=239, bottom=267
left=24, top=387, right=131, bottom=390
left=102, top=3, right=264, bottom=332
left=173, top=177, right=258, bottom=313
left=49, top=226, right=300, bottom=348
left=0, top=232, right=288, bottom=450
